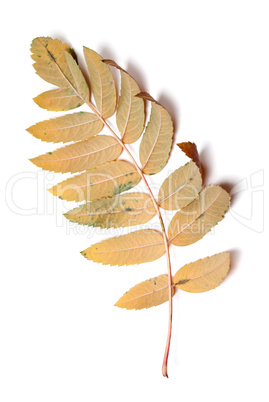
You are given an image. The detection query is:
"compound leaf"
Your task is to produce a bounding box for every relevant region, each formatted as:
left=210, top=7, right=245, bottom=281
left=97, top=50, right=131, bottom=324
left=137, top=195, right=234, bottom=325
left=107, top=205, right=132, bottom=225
left=115, top=274, right=175, bottom=310
left=27, top=112, right=103, bottom=143
left=30, top=135, right=122, bottom=173
left=158, top=161, right=202, bottom=210
left=83, top=47, right=116, bottom=118
left=173, top=252, right=231, bottom=293
left=65, top=192, right=155, bottom=229
left=49, top=160, right=140, bottom=202
left=168, top=185, right=230, bottom=246
left=81, top=229, right=165, bottom=266
left=138, top=93, right=174, bottom=175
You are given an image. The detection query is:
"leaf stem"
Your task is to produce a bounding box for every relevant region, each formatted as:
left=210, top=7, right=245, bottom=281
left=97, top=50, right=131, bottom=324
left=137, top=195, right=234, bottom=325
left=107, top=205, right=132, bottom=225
left=85, top=101, right=173, bottom=377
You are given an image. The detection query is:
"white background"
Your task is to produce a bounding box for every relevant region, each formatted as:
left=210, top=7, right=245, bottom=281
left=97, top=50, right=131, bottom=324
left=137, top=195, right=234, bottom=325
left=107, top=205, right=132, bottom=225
left=1, top=1, right=269, bottom=401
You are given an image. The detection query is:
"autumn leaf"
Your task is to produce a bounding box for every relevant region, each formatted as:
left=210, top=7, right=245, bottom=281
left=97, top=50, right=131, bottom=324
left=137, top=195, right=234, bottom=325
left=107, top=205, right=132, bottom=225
left=158, top=161, right=202, bottom=210
left=81, top=229, right=165, bottom=266
left=30, top=135, right=122, bottom=173
left=83, top=47, right=116, bottom=118
left=49, top=160, right=140, bottom=202
left=168, top=185, right=230, bottom=246
left=28, top=37, right=235, bottom=378
left=173, top=252, right=230, bottom=293
left=115, top=274, right=175, bottom=310
left=138, top=92, right=174, bottom=175
left=65, top=192, right=155, bottom=229
left=27, top=112, right=103, bottom=143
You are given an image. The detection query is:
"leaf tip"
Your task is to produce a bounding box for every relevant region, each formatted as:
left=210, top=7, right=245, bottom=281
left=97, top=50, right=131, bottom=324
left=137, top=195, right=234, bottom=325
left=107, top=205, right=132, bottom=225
left=25, top=126, right=32, bottom=134
left=83, top=45, right=90, bottom=54
left=32, top=95, right=42, bottom=108
left=136, top=91, right=156, bottom=103
left=80, top=250, right=88, bottom=259
left=47, top=186, right=54, bottom=194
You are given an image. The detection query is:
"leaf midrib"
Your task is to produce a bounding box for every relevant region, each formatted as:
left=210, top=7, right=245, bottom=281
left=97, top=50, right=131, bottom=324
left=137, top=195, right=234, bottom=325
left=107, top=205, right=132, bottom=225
left=90, top=240, right=164, bottom=254
left=33, top=116, right=100, bottom=132
left=73, top=204, right=154, bottom=217
left=42, top=142, right=118, bottom=163
left=76, top=169, right=137, bottom=189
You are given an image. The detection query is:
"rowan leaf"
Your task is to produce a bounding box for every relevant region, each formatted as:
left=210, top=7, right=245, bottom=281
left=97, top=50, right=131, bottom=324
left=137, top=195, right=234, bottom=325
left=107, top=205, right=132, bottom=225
left=173, top=252, right=231, bottom=293
left=178, top=142, right=201, bottom=172
left=158, top=161, right=202, bottom=210
left=30, top=135, right=122, bottom=173
left=65, top=192, right=155, bottom=229
left=115, top=274, right=175, bottom=310
left=168, top=185, right=230, bottom=246
left=83, top=47, right=116, bottom=118
left=27, top=112, right=103, bottom=143
left=138, top=93, right=174, bottom=175
left=28, top=38, right=235, bottom=376
left=81, top=229, right=165, bottom=266
left=33, top=88, right=82, bottom=111
left=31, top=37, right=76, bottom=88
left=65, top=52, right=90, bottom=101
left=49, top=160, right=140, bottom=202
left=104, top=60, right=145, bottom=144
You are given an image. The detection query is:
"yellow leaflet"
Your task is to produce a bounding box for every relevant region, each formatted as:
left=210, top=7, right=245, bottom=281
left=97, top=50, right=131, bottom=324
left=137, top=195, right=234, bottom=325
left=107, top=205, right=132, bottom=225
left=65, top=192, right=155, bottom=229
left=139, top=94, right=174, bottom=175
left=117, top=70, right=145, bottom=143
left=173, top=252, right=230, bottom=293
left=81, top=229, right=165, bottom=266
left=65, top=52, right=90, bottom=101
left=30, top=135, right=122, bottom=173
left=158, top=161, right=202, bottom=210
left=103, top=60, right=145, bottom=143
left=33, top=88, right=82, bottom=111
left=168, top=185, right=230, bottom=246
left=83, top=47, right=116, bottom=118
left=27, top=112, right=103, bottom=143
left=115, top=274, right=175, bottom=310
left=49, top=160, right=140, bottom=201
